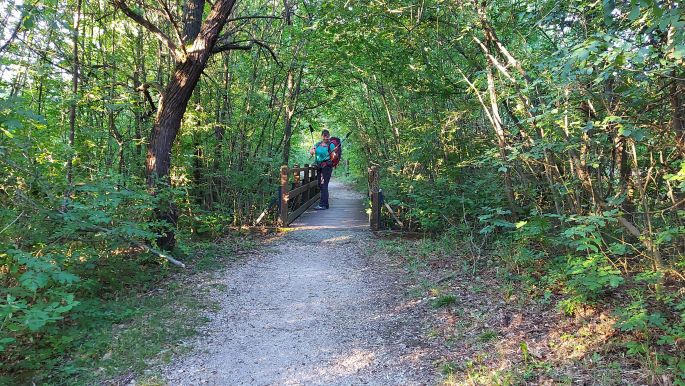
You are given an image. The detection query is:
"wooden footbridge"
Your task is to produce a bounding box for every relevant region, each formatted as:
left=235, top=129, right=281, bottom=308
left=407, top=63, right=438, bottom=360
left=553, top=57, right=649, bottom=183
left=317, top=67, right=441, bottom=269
left=271, top=164, right=387, bottom=231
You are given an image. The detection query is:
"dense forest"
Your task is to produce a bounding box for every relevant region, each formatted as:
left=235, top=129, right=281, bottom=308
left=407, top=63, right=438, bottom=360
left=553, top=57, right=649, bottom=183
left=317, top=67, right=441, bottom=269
left=1, top=0, right=684, bottom=383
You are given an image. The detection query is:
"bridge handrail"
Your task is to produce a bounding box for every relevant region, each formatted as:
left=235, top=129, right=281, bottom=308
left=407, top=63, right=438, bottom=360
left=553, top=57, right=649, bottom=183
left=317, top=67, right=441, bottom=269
left=279, top=164, right=321, bottom=226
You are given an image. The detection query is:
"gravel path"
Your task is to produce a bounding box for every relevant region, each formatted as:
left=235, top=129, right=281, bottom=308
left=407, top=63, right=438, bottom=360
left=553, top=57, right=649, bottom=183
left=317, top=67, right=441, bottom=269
left=162, top=181, right=436, bottom=385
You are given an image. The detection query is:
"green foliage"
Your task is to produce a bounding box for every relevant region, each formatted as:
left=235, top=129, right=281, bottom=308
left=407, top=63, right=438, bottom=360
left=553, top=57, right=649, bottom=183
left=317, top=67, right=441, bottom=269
left=432, top=294, right=457, bottom=308
left=477, top=330, right=498, bottom=343
left=441, top=361, right=459, bottom=376
left=1, top=249, right=79, bottom=338
left=478, top=208, right=515, bottom=235
left=557, top=253, right=624, bottom=315
left=1, top=0, right=685, bottom=381
left=0, top=179, right=167, bottom=379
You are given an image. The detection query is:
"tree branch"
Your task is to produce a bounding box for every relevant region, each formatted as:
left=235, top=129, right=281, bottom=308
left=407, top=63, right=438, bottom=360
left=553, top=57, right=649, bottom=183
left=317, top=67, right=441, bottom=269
left=215, top=15, right=282, bottom=45
left=472, top=36, right=515, bottom=83
left=212, top=41, right=253, bottom=52
left=251, top=39, right=281, bottom=66
left=15, top=35, right=71, bottom=73
left=295, top=96, right=337, bottom=114
left=153, top=0, right=186, bottom=54
left=226, top=15, right=281, bottom=23
left=112, top=0, right=181, bottom=60
left=212, top=39, right=281, bottom=66
left=0, top=2, right=36, bottom=53
left=136, top=83, right=158, bottom=117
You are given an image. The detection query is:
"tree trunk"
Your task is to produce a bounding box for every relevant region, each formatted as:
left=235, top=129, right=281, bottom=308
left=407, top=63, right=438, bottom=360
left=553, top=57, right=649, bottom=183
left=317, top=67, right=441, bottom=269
left=282, top=67, right=303, bottom=165
left=670, top=73, right=685, bottom=154
left=280, top=1, right=304, bottom=166
left=282, top=69, right=295, bottom=165
left=134, top=20, right=145, bottom=159
left=486, top=67, right=517, bottom=216
left=183, top=0, right=205, bottom=43
left=65, top=0, right=82, bottom=205
left=145, top=0, right=237, bottom=249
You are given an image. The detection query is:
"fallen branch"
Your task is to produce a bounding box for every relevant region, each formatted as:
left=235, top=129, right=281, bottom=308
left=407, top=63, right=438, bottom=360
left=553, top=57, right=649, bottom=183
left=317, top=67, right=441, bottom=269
left=139, top=242, right=186, bottom=268
left=92, top=225, right=186, bottom=268
left=384, top=202, right=404, bottom=227
left=254, top=194, right=279, bottom=225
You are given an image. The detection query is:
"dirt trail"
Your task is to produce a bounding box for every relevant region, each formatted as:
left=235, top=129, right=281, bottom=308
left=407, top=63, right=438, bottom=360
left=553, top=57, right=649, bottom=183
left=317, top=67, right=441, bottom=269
left=162, top=180, right=436, bottom=385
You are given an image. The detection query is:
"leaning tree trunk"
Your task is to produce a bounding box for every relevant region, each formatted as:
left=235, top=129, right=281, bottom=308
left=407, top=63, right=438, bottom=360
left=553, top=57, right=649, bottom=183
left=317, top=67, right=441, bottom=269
left=65, top=0, right=82, bottom=205
left=145, top=0, right=237, bottom=249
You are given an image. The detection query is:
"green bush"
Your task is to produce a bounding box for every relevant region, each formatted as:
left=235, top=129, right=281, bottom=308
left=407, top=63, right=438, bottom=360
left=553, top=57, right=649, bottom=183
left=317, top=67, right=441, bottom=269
left=1, top=249, right=80, bottom=351
left=0, top=181, right=169, bottom=378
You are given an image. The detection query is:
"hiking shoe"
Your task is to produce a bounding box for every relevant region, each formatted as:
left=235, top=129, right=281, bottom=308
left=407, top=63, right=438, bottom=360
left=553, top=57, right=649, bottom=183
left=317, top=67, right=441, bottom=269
left=313, top=205, right=327, bottom=210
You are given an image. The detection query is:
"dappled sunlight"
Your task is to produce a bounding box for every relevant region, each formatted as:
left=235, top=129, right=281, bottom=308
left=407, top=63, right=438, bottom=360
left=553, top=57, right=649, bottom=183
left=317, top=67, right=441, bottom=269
left=282, top=349, right=376, bottom=385
left=372, top=239, right=656, bottom=385
left=388, top=298, right=425, bottom=314
left=287, top=182, right=370, bottom=231
left=319, top=235, right=353, bottom=243
left=280, top=343, right=433, bottom=385
left=440, top=310, right=626, bottom=385
left=419, top=279, right=645, bottom=384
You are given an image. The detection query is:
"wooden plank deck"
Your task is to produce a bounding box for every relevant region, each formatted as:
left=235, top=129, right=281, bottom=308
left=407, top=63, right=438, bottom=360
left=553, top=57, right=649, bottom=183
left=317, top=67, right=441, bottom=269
left=290, top=178, right=368, bottom=230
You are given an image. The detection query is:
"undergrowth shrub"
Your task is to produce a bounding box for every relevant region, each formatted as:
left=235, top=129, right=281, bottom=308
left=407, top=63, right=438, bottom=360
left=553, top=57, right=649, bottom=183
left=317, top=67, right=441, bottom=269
left=381, top=162, right=684, bottom=381
left=0, top=180, right=174, bottom=380
left=1, top=249, right=80, bottom=351
left=558, top=253, right=624, bottom=314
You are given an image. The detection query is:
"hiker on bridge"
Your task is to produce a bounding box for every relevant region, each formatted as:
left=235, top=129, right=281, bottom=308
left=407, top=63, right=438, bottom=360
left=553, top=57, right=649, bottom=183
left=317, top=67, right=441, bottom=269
left=310, top=129, right=337, bottom=210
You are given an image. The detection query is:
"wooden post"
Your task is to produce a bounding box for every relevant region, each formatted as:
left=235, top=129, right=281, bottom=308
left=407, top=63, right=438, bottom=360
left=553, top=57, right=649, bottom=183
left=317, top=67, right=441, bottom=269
left=369, top=165, right=380, bottom=231
left=310, top=166, right=317, bottom=199
left=292, top=163, right=300, bottom=210
left=280, top=165, right=289, bottom=226
left=345, top=159, right=350, bottom=176
left=302, top=164, right=310, bottom=202
left=378, top=189, right=384, bottom=230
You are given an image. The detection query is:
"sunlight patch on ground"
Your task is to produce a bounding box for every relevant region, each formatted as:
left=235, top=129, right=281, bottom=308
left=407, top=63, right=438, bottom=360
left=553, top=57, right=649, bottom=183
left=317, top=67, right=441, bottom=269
left=320, top=235, right=353, bottom=243
left=283, top=349, right=376, bottom=385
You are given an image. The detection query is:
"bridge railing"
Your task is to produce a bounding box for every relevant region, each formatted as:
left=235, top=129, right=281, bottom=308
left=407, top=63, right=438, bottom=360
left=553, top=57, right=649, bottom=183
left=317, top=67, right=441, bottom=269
left=279, top=164, right=321, bottom=226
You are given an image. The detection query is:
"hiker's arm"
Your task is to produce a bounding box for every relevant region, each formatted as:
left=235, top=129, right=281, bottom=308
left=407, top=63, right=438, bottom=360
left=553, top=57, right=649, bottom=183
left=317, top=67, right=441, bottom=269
left=309, top=147, right=315, bottom=155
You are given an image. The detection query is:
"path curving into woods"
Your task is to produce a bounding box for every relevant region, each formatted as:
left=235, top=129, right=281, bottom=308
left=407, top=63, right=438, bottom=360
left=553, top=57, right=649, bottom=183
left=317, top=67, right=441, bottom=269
left=162, top=179, right=437, bottom=385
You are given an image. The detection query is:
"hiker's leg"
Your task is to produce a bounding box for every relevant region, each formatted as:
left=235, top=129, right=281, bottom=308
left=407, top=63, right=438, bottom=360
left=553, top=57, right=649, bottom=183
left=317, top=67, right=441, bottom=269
left=324, top=166, right=333, bottom=207
left=320, top=166, right=332, bottom=207
left=319, top=168, right=327, bottom=207
left=325, top=166, right=333, bottom=208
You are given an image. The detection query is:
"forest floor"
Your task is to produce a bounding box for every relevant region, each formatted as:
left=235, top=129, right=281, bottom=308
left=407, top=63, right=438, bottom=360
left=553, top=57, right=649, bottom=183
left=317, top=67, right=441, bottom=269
left=371, top=238, right=654, bottom=385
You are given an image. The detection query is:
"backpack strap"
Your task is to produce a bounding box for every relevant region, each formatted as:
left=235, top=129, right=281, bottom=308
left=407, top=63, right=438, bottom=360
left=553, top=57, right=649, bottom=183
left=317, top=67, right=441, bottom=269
left=326, top=142, right=336, bottom=162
